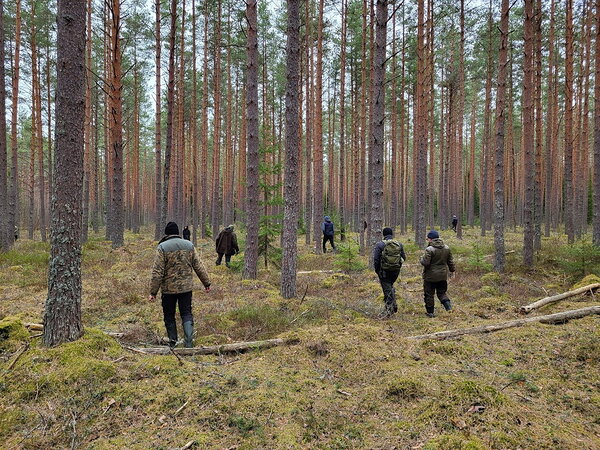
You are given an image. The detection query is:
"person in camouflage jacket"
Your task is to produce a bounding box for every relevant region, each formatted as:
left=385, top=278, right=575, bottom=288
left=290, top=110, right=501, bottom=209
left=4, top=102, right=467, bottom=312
left=420, top=230, right=455, bottom=317
left=149, top=222, right=211, bottom=347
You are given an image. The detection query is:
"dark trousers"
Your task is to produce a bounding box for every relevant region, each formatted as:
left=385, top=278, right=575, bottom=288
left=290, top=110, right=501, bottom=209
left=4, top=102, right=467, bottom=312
left=322, top=235, right=335, bottom=252
left=423, top=280, right=450, bottom=313
left=216, top=253, right=231, bottom=265
left=161, top=291, right=193, bottom=326
left=379, top=270, right=400, bottom=314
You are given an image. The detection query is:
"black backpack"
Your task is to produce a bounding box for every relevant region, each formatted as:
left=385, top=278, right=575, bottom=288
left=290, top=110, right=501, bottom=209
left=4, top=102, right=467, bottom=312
left=381, top=240, right=403, bottom=270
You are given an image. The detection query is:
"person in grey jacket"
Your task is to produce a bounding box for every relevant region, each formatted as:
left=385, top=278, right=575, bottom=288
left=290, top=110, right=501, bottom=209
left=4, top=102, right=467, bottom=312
left=420, top=230, right=455, bottom=317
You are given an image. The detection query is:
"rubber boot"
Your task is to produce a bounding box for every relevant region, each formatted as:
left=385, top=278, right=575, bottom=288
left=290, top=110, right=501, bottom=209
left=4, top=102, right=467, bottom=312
left=165, top=322, right=178, bottom=348
left=183, top=321, right=194, bottom=348
left=442, top=299, right=453, bottom=311
left=426, top=305, right=436, bottom=318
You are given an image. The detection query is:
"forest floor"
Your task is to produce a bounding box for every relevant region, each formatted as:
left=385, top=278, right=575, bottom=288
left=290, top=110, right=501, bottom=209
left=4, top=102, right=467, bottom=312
left=0, top=227, right=599, bottom=449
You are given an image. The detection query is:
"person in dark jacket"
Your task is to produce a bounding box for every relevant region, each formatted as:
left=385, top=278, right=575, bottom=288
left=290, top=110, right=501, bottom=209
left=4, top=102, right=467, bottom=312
left=215, top=225, right=239, bottom=267
left=451, top=215, right=458, bottom=232
left=420, top=230, right=456, bottom=317
left=182, top=225, right=191, bottom=241
left=373, top=227, right=407, bottom=318
left=149, top=221, right=211, bottom=348
left=321, top=216, right=336, bottom=253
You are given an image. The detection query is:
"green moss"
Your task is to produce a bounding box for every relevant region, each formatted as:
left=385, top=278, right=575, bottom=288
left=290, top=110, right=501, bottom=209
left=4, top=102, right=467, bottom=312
left=473, top=296, right=511, bottom=317
left=321, top=273, right=351, bottom=288
left=423, top=433, right=487, bottom=450
left=480, top=272, right=502, bottom=285
left=571, top=274, right=600, bottom=290
left=0, top=317, right=29, bottom=351
left=386, top=378, right=425, bottom=401
left=421, top=340, right=468, bottom=356
left=449, top=379, right=506, bottom=407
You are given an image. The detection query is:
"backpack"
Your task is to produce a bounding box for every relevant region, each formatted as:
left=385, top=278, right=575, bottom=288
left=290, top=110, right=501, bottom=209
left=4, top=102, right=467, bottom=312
left=381, top=240, right=403, bottom=270
left=323, top=221, right=334, bottom=236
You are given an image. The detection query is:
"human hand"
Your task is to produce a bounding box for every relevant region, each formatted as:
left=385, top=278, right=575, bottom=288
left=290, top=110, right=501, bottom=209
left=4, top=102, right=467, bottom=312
left=149, top=294, right=156, bottom=302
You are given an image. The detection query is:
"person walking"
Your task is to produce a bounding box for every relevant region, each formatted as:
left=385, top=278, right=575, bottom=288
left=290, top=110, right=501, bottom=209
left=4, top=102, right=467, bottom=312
left=420, top=230, right=455, bottom=317
left=149, top=221, right=211, bottom=348
left=215, top=224, right=239, bottom=267
left=321, top=216, right=336, bottom=253
left=451, top=215, right=458, bottom=232
left=182, top=225, right=191, bottom=241
left=373, top=227, right=406, bottom=318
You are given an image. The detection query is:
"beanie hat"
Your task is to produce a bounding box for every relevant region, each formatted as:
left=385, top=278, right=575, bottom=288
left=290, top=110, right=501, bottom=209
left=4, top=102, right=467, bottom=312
left=165, top=221, right=179, bottom=236
left=427, top=230, right=439, bottom=239
left=382, top=227, right=393, bottom=237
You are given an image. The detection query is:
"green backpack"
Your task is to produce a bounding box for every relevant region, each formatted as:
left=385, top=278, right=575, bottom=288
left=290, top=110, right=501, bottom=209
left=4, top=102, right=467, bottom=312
left=381, top=240, right=403, bottom=270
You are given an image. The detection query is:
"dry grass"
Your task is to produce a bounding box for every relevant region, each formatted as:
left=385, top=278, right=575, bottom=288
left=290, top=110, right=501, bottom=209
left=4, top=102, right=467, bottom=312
left=0, top=226, right=599, bottom=448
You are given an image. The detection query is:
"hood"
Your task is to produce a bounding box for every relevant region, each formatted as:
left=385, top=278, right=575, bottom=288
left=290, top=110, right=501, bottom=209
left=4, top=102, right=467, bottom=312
left=224, top=225, right=234, bottom=232
left=324, top=216, right=331, bottom=222
left=430, top=238, right=445, bottom=248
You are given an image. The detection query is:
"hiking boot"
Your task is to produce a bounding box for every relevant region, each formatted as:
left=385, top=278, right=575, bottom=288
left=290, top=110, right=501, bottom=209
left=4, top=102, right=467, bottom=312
left=426, top=312, right=436, bottom=318
left=165, top=322, right=178, bottom=348
left=183, top=321, right=194, bottom=348
left=442, top=300, right=453, bottom=311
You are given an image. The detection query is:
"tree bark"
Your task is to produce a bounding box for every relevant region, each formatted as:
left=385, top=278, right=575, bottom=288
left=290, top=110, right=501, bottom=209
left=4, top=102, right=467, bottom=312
left=408, top=306, right=600, bottom=341
left=281, top=0, right=301, bottom=298
left=44, top=0, right=86, bottom=346
left=414, top=0, right=427, bottom=247
left=564, top=0, right=575, bottom=244
left=369, top=0, right=387, bottom=250
left=0, top=0, right=7, bottom=250
left=243, top=0, right=260, bottom=280
left=153, top=0, right=162, bottom=240
left=594, top=0, right=600, bottom=246
left=494, top=0, right=509, bottom=272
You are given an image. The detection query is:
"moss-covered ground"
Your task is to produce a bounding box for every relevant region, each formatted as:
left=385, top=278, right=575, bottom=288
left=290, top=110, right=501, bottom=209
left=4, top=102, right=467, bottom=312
left=0, top=227, right=599, bottom=449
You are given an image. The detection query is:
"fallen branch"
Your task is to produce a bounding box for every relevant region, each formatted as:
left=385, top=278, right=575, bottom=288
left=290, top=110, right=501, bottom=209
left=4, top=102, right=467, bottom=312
left=407, top=306, right=600, bottom=340
left=5, top=342, right=29, bottom=372
left=25, top=323, right=124, bottom=338
left=129, top=338, right=296, bottom=356
left=297, top=270, right=339, bottom=274
left=520, top=283, right=600, bottom=314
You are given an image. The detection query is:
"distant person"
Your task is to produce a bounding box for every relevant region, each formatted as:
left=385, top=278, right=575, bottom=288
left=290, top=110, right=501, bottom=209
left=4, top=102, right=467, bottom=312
left=14, top=226, right=18, bottom=241
left=215, top=224, right=239, bottom=267
left=149, top=221, right=211, bottom=348
left=420, top=230, right=455, bottom=318
left=373, top=227, right=406, bottom=318
left=321, top=216, right=336, bottom=253
left=451, top=215, right=458, bottom=232
left=182, top=225, right=191, bottom=241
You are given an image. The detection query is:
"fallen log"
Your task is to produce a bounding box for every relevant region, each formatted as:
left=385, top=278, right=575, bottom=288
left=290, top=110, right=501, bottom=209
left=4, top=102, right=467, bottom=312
left=520, top=283, right=600, bottom=314
left=128, top=337, right=297, bottom=356
left=407, top=305, right=600, bottom=341
left=25, top=323, right=124, bottom=338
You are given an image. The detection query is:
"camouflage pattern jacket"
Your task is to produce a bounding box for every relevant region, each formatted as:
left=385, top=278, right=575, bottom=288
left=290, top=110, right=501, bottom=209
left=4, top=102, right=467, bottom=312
left=150, top=235, right=211, bottom=295
left=420, top=238, right=456, bottom=282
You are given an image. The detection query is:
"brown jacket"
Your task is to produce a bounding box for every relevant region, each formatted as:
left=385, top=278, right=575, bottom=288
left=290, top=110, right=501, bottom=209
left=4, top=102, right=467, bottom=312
left=215, top=227, right=239, bottom=255
left=150, top=235, right=211, bottom=295
left=420, top=238, right=456, bottom=282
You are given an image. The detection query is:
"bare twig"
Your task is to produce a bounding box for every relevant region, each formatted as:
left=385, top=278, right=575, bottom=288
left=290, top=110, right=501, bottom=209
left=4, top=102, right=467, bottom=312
left=5, top=342, right=29, bottom=372
left=175, top=399, right=190, bottom=416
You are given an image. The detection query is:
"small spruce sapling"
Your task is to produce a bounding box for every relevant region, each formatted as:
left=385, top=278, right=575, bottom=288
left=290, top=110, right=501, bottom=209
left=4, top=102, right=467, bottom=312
left=334, top=240, right=366, bottom=273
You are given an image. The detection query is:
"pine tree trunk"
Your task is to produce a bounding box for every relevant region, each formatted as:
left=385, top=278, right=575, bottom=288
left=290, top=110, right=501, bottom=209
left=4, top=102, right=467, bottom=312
left=494, top=0, right=509, bottom=272
left=545, top=0, right=556, bottom=237
left=281, top=0, right=301, bottom=298
left=313, top=0, right=324, bottom=254
left=191, top=0, right=198, bottom=244
left=200, top=9, right=209, bottom=238
left=154, top=0, right=162, bottom=240
left=82, top=0, right=92, bottom=243
left=243, top=0, right=260, bottom=280
left=211, top=1, right=222, bottom=239
left=8, top=0, right=21, bottom=249
left=369, top=0, right=387, bottom=252
left=522, top=0, right=535, bottom=266
left=0, top=0, right=7, bottom=250
left=43, top=0, right=86, bottom=347
left=594, top=0, right=600, bottom=246
left=480, top=0, right=493, bottom=236
left=564, top=0, right=575, bottom=244
left=414, top=0, right=427, bottom=247
left=338, top=0, right=347, bottom=240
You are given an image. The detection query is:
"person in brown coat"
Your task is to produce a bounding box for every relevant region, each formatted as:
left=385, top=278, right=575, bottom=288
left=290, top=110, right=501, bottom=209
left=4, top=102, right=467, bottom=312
left=215, top=224, right=239, bottom=267
left=149, top=221, right=211, bottom=347
left=419, top=229, right=456, bottom=317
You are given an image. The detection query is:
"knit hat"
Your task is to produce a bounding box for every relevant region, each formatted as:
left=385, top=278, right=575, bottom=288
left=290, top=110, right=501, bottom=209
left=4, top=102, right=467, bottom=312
left=324, top=216, right=331, bottom=222
left=165, top=221, right=179, bottom=236
left=427, top=230, right=439, bottom=239
left=382, top=227, right=393, bottom=237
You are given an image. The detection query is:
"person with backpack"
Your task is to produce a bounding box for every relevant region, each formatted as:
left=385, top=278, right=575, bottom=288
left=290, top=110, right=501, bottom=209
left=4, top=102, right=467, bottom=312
left=373, top=227, right=406, bottom=317
left=420, top=230, right=456, bottom=317
left=321, top=216, right=336, bottom=253
left=215, top=224, right=239, bottom=267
